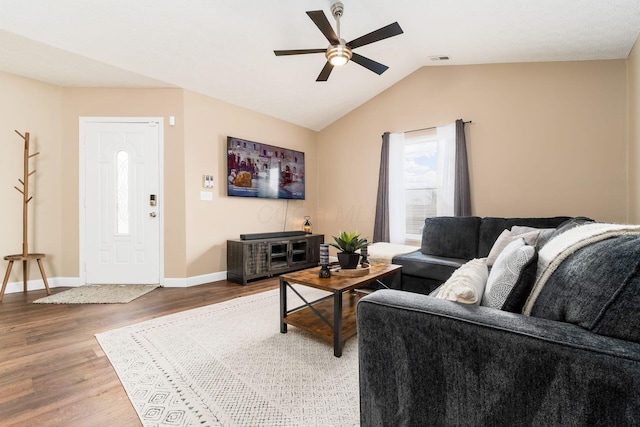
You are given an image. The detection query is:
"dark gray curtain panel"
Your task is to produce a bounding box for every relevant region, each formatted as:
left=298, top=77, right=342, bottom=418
left=454, top=119, right=471, bottom=216
left=373, top=132, right=390, bottom=242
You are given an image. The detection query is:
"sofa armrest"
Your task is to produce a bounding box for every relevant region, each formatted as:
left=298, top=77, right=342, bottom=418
left=357, top=290, right=640, bottom=427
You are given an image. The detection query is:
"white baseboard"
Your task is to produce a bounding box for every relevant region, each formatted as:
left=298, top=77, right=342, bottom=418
left=1, top=277, right=81, bottom=295
left=163, top=271, right=228, bottom=288
left=1, top=272, right=229, bottom=295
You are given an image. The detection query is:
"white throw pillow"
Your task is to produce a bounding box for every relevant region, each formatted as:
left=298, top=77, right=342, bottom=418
left=435, top=258, right=488, bottom=305
left=487, top=229, right=539, bottom=267
left=482, top=238, right=537, bottom=310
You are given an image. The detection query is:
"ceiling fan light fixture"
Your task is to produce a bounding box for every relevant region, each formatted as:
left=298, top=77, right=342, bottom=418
left=326, top=43, right=352, bottom=66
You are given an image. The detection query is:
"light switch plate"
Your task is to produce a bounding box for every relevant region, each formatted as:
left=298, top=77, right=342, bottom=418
left=200, top=191, right=213, bottom=201
left=203, top=174, right=214, bottom=188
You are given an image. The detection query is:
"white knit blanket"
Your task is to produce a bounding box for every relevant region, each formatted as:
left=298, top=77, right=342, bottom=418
left=363, top=242, right=418, bottom=264
left=522, top=223, right=640, bottom=315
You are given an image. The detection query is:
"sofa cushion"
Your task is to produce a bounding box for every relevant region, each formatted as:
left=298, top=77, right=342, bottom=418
left=392, top=250, right=466, bottom=282
left=478, top=217, right=572, bottom=258
left=482, top=238, right=538, bottom=312
left=530, top=235, right=640, bottom=343
left=421, top=216, right=481, bottom=259
left=400, top=275, right=443, bottom=295
left=435, top=258, right=488, bottom=305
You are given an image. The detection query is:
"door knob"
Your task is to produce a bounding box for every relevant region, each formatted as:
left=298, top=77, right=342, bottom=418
left=149, top=212, right=157, bottom=218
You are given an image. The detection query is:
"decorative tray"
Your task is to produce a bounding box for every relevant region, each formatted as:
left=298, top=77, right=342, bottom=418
left=330, top=263, right=370, bottom=277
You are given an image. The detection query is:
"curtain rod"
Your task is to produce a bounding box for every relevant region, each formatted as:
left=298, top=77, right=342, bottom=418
left=404, top=120, right=472, bottom=134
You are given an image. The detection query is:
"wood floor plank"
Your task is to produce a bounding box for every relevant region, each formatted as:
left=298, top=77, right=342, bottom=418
left=0, top=278, right=278, bottom=426
left=0, top=378, right=33, bottom=405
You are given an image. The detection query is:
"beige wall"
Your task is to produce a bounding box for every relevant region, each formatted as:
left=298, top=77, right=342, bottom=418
left=0, top=72, right=62, bottom=282
left=182, top=90, right=318, bottom=278
left=60, top=88, right=317, bottom=280
left=629, top=34, right=640, bottom=223
left=0, top=55, right=635, bottom=286
left=317, top=60, right=629, bottom=242
left=1, top=81, right=317, bottom=285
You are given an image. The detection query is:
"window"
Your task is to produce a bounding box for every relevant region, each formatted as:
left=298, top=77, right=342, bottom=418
left=403, top=132, right=438, bottom=242
left=116, top=150, right=129, bottom=234
left=388, top=124, right=456, bottom=245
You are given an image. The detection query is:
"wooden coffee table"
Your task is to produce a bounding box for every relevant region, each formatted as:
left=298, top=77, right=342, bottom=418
left=279, top=263, right=401, bottom=357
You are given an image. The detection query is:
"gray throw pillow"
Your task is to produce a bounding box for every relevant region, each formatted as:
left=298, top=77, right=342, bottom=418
left=481, top=238, right=538, bottom=312
left=511, top=226, right=556, bottom=248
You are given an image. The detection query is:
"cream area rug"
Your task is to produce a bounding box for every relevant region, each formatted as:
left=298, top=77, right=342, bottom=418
left=95, top=286, right=359, bottom=427
left=33, top=284, right=159, bottom=304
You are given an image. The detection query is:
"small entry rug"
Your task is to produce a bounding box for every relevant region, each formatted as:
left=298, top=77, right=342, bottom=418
left=33, top=284, right=159, bottom=304
left=95, top=287, right=359, bottom=426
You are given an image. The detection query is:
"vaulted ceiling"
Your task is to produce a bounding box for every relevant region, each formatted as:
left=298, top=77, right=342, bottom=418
left=0, top=0, right=638, bottom=130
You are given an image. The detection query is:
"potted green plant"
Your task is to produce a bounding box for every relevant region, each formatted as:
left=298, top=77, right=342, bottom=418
left=329, top=231, right=368, bottom=269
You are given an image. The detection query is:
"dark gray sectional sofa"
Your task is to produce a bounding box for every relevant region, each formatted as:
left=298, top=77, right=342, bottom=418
left=358, top=219, right=640, bottom=426
left=391, top=216, right=574, bottom=294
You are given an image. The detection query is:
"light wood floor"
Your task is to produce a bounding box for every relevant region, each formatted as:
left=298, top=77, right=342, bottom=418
left=0, top=278, right=279, bottom=427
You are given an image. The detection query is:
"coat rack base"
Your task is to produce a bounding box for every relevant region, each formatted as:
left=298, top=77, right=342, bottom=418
left=0, top=253, right=50, bottom=302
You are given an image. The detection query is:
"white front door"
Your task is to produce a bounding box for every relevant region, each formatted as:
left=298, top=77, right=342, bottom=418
left=81, top=118, right=163, bottom=284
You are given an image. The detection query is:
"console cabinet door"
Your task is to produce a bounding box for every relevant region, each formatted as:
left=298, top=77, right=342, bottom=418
left=289, top=239, right=309, bottom=266
left=244, top=242, right=268, bottom=276
left=268, top=240, right=290, bottom=271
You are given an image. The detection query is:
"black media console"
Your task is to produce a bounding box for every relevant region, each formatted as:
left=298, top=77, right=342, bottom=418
left=227, top=232, right=324, bottom=284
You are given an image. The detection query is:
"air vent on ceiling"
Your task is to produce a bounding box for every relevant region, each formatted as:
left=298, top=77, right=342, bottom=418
left=429, top=55, right=450, bottom=61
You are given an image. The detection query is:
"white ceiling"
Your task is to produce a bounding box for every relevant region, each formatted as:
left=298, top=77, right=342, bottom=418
left=0, top=0, right=638, bottom=131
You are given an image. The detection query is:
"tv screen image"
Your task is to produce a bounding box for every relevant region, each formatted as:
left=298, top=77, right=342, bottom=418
left=227, top=136, right=305, bottom=200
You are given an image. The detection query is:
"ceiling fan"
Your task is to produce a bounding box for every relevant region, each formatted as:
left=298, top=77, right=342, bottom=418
left=274, top=2, right=403, bottom=82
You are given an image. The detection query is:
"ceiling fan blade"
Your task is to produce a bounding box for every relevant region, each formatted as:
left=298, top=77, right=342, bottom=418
left=306, top=10, right=340, bottom=45
left=316, top=62, right=334, bottom=82
left=351, top=53, right=389, bottom=75
left=274, top=48, right=326, bottom=56
left=347, top=22, right=403, bottom=49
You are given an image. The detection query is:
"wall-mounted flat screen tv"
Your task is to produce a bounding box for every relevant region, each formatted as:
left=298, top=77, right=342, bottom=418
left=227, top=136, right=305, bottom=200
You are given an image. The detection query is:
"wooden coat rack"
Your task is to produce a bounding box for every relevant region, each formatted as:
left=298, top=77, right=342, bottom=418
left=0, top=130, right=50, bottom=302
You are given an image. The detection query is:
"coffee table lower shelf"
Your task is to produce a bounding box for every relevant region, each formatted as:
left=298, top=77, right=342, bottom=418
left=283, top=290, right=366, bottom=345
